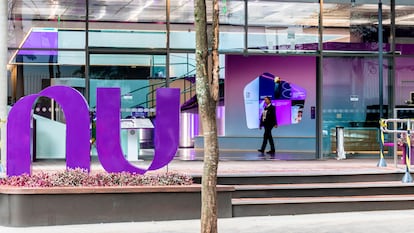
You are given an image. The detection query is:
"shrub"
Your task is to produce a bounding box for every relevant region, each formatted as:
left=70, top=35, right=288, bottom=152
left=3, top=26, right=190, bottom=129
left=0, top=168, right=193, bottom=187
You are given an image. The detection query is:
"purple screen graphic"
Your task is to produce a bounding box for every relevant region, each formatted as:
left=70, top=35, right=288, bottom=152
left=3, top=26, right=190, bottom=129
left=15, top=29, right=58, bottom=63
left=18, top=29, right=58, bottom=56
left=244, top=72, right=306, bottom=128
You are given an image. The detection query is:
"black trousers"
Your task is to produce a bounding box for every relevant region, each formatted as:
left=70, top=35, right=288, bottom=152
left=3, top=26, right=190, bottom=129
left=260, top=126, right=275, bottom=152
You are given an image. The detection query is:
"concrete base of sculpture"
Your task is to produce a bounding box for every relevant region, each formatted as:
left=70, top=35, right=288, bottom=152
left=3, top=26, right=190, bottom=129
left=0, top=185, right=234, bottom=227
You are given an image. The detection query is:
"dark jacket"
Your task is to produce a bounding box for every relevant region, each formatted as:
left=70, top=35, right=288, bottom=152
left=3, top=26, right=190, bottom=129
left=260, top=104, right=277, bottom=128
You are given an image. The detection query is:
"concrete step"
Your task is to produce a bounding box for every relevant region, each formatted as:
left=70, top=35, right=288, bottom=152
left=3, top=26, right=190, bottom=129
left=232, top=181, right=414, bottom=198
left=193, top=172, right=405, bottom=185
left=232, top=194, right=414, bottom=217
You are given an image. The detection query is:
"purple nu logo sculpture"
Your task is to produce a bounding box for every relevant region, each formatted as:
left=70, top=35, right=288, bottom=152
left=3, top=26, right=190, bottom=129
left=6, top=86, right=180, bottom=176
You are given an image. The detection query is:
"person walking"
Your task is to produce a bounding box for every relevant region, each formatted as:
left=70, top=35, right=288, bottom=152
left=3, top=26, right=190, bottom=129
left=258, top=96, right=278, bottom=155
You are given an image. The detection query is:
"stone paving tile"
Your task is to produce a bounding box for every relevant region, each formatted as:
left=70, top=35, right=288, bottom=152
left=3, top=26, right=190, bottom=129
left=31, top=157, right=405, bottom=176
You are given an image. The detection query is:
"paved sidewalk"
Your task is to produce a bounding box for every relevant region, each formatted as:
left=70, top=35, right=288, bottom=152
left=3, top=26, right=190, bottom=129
left=31, top=157, right=404, bottom=176
left=2, top=209, right=414, bottom=233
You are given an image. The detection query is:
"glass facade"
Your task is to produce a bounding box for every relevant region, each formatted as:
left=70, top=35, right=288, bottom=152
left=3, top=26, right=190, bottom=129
left=248, top=0, right=320, bottom=53
left=6, top=0, right=414, bottom=159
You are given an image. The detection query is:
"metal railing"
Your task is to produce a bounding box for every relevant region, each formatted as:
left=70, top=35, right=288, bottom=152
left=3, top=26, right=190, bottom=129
left=132, top=71, right=196, bottom=112
left=380, top=118, right=414, bottom=182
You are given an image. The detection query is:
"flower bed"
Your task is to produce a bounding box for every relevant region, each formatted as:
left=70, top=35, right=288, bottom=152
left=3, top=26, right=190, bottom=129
left=0, top=168, right=193, bottom=187
left=0, top=169, right=234, bottom=227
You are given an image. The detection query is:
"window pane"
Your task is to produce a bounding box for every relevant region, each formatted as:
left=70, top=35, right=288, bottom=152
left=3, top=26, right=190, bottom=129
left=9, top=1, right=86, bottom=49
left=248, top=0, right=320, bottom=53
left=323, top=1, right=391, bottom=52
left=88, top=30, right=166, bottom=49
left=395, top=57, right=414, bottom=105
left=395, top=1, right=414, bottom=55
left=322, top=57, right=390, bottom=156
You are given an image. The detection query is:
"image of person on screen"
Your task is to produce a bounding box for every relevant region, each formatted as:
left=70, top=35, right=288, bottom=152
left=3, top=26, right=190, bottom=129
left=258, top=96, right=278, bottom=156
left=294, top=109, right=303, bottom=124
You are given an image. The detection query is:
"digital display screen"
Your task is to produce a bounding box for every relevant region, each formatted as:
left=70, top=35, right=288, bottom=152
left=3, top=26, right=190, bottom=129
left=244, top=72, right=306, bottom=129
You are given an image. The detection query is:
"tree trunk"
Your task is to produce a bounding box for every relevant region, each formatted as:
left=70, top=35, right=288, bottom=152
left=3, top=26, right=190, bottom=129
left=211, top=0, right=220, bottom=102
left=194, top=0, right=220, bottom=232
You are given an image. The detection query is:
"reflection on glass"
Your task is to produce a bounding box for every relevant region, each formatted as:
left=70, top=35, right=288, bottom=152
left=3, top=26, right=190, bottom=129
left=248, top=0, right=320, bottom=52
left=321, top=57, right=391, bottom=155
left=323, top=2, right=391, bottom=52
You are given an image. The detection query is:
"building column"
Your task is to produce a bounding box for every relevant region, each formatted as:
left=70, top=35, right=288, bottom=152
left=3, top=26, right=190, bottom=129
left=0, top=1, right=8, bottom=169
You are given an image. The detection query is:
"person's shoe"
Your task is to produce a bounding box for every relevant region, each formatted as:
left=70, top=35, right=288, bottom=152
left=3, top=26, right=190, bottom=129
left=266, top=150, right=275, bottom=155
left=258, top=149, right=264, bottom=153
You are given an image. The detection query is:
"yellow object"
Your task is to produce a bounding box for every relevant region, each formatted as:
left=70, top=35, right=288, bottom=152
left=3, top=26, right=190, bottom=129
left=406, top=132, right=411, bottom=170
